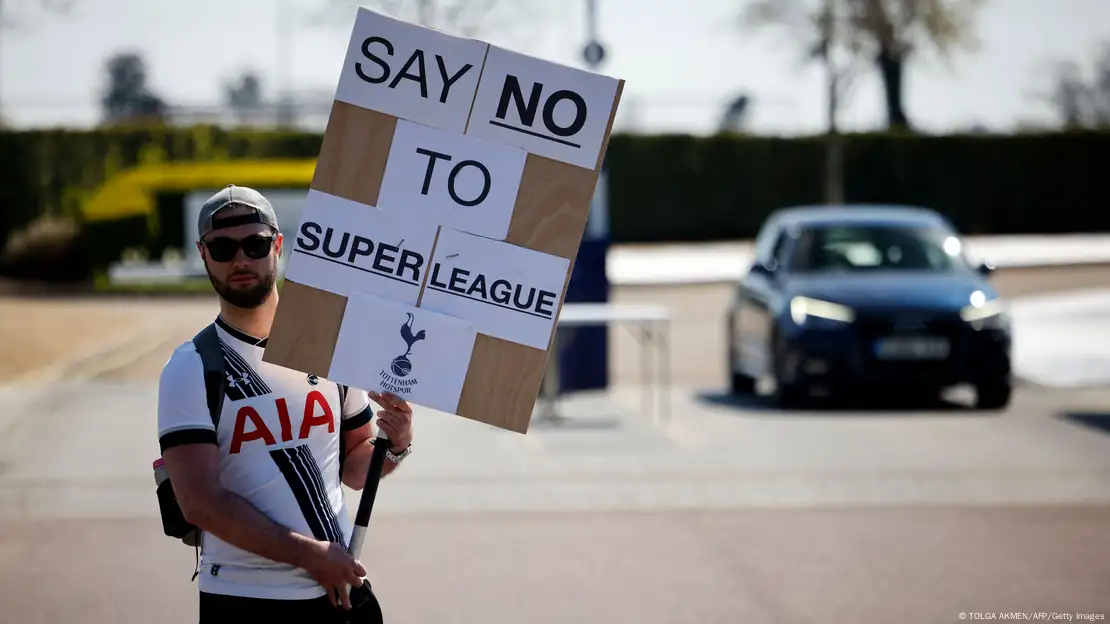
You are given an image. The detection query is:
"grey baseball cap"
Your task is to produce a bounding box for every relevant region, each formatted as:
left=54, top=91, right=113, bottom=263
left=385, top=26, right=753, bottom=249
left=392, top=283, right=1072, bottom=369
left=197, top=184, right=280, bottom=240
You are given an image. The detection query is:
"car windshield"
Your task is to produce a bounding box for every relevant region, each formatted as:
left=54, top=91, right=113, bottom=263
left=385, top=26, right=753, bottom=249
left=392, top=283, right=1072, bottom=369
left=787, top=223, right=968, bottom=273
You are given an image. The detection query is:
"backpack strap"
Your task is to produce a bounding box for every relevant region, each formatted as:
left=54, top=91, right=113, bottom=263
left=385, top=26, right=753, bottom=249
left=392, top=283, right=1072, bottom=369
left=191, top=323, right=227, bottom=428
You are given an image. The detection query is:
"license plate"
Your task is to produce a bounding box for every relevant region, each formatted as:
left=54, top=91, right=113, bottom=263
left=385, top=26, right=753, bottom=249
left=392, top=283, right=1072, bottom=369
left=873, top=336, right=950, bottom=360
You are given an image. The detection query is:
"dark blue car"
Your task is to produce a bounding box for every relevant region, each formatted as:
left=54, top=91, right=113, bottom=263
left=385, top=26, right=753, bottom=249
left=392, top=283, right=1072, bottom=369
left=725, top=204, right=1012, bottom=409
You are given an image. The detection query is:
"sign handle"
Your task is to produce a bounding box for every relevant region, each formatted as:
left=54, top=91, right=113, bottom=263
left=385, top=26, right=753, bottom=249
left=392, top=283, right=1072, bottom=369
left=341, top=426, right=391, bottom=623
left=349, top=426, right=392, bottom=556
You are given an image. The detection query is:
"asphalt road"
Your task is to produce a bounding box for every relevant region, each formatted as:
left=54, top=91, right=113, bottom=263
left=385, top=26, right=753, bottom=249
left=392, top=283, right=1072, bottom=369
left=3, top=265, right=1110, bottom=623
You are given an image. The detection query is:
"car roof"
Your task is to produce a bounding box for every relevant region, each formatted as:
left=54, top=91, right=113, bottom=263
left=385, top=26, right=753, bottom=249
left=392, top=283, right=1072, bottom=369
left=768, top=204, right=952, bottom=230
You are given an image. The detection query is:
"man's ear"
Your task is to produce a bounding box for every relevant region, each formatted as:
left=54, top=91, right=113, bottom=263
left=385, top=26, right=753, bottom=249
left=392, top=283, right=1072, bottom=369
left=274, top=232, right=284, bottom=256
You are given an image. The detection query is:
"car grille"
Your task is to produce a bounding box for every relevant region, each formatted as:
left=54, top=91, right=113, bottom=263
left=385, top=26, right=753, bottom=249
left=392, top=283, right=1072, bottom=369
left=853, top=312, right=966, bottom=377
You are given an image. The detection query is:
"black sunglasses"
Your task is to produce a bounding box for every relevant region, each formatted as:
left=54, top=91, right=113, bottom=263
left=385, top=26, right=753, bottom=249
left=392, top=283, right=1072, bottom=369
left=203, top=234, right=275, bottom=262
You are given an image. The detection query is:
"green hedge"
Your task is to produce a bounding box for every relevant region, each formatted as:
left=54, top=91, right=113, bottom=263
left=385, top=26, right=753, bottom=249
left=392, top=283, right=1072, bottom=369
left=0, top=126, right=322, bottom=245
left=2, top=126, right=1109, bottom=277
left=604, top=130, right=1110, bottom=242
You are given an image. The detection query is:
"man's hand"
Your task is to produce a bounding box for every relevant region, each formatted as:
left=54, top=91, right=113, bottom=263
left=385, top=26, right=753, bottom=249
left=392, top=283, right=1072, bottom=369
left=369, top=390, right=413, bottom=451
left=299, top=539, right=366, bottom=610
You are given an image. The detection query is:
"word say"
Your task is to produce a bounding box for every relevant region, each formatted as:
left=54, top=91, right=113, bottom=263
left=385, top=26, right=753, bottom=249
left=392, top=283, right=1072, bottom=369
left=283, top=190, right=439, bottom=305
left=329, top=293, right=477, bottom=415
left=377, top=119, right=527, bottom=240
left=418, top=227, right=570, bottom=350
left=335, top=7, right=488, bottom=133
left=467, top=44, right=621, bottom=169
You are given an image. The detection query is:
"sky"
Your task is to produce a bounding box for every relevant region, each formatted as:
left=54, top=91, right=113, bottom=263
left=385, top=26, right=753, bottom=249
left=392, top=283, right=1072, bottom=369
left=0, top=0, right=1108, bottom=136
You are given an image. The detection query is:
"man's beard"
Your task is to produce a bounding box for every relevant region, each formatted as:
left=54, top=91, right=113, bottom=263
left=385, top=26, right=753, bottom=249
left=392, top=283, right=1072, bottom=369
left=206, top=267, right=276, bottom=309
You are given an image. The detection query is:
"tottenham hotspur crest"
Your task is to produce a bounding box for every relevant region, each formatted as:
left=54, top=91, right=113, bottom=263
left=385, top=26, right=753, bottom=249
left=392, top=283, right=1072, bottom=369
left=391, top=313, right=426, bottom=377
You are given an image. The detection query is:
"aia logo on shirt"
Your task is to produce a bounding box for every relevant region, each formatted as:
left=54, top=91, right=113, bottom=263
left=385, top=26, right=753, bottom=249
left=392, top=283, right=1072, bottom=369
left=229, top=390, right=334, bottom=454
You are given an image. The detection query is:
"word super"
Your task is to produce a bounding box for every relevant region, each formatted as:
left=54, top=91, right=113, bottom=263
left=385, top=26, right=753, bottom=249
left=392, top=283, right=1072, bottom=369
left=283, top=190, right=440, bottom=306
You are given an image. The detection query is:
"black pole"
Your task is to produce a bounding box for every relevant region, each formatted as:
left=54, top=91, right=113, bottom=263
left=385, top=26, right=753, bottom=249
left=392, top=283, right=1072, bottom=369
left=352, top=435, right=391, bottom=531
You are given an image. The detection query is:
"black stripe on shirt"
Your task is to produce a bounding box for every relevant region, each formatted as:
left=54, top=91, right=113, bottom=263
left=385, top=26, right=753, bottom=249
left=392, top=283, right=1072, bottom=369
left=293, top=445, right=345, bottom=544
left=220, top=340, right=272, bottom=400
left=270, top=445, right=342, bottom=544
left=341, top=406, right=373, bottom=431
left=159, top=428, right=217, bottom=452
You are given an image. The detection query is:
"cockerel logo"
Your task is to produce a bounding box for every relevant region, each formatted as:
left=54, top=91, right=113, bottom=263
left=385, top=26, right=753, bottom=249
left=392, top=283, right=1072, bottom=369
left=391, top=313, right=426, bottom=378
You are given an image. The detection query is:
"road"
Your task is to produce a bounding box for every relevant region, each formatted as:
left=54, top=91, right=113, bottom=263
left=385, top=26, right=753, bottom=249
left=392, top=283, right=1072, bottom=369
left=2, top=266, right=1110, bottom=623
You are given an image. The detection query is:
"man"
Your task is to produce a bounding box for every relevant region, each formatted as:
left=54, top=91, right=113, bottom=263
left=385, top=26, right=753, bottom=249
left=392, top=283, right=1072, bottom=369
left=157, top=185, right=413, bottom=622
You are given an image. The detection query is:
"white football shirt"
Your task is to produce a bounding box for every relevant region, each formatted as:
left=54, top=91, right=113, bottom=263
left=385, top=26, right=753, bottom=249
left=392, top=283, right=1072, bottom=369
left=157, top=316, right=373, bottom=600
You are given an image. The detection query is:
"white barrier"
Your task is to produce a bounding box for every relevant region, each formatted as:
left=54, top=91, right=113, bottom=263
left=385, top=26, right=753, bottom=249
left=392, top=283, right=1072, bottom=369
left=1009, top=288, right=1110, bottom=388
left=608, top=234, right=1110, bottom=286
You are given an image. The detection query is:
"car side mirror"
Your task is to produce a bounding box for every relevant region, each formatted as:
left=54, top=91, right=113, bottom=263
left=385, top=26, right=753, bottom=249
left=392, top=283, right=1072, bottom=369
left=747, top=260, right=775, bottom=278
left=977, top=260, right=995, bottom=276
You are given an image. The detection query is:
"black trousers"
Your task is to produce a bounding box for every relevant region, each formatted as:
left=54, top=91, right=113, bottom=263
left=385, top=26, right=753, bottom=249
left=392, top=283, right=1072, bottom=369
left=199, top=590, right=343, bottom=623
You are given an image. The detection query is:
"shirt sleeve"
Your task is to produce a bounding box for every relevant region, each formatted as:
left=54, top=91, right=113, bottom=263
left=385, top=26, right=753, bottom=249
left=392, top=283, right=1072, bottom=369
left=339, top=386, right=374, bottom=432
left=157, top=343, right=218, bottom=452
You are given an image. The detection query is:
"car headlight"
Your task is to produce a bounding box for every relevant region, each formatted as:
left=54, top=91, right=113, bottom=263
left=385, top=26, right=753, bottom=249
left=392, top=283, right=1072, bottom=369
left=960, top=297, right=1009, bottom=329
left=790, top=296, right=855, bottom=325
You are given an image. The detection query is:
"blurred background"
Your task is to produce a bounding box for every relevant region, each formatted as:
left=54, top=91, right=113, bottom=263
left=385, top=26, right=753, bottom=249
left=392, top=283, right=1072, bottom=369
left=1, top=1, right=1110, bottom=623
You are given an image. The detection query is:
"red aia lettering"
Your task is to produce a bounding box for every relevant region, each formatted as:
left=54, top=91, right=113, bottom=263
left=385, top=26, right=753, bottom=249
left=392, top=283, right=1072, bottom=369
left=276, top=398, right=293, bottom=442
left=229, top=406, right=276, bottom=454
left=229, top=390, right=334, bottom=454
left=300, top=390, right=335, bottom=438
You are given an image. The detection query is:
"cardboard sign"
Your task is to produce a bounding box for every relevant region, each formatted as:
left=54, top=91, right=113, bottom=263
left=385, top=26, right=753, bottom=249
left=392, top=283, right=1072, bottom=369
left=377, top=119, right=527, bottom=240
left=466, top=45, right=622, bottom=170
left=329, top=293, right=477, bottom=414
left=283, top=190, right=439, bottom=306
left=419, top=227, right=570, bottom=350
left=334, top=7, right=489, bottom=133
left=263, top=7, right=624, bottom=434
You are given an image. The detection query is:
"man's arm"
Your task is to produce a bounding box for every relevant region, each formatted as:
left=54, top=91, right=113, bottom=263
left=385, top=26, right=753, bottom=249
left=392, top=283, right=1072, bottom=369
left=338, top=389, right=412, bottom=490
left=163, top=442, right=320, bottom=567
left=341, top=422, right=401, bottom=490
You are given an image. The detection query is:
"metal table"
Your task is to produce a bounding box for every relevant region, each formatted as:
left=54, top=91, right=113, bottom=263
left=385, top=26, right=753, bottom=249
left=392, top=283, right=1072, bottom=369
left=537, top=303, right=672, bottom=424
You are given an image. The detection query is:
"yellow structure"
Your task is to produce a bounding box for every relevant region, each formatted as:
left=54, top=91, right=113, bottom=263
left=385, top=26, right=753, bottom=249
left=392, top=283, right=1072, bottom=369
left=80, top=159, right=317, bottom=223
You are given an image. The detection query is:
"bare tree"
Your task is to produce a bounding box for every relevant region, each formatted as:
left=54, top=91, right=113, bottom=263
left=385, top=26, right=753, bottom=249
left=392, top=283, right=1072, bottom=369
left=224, top=70, right=266, bottom=126
left=1044, top=41, right=1110, bottom=130
left=741, top=0, right=986, bottom=132
left=312, top=0, right=541, bottom=39
left=742, top=0, right=868, bottom=202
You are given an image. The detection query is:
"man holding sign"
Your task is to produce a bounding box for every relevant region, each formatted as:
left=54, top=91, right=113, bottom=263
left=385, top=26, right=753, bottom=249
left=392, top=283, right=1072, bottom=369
left=155, top=185, right=414, bottom=621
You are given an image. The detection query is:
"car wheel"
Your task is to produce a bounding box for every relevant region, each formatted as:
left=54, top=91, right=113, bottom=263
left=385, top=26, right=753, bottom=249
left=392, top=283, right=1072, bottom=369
left=730, top=370, right=756, bottom=395
left=772, top=334, right=808, bottom=409
left=975, top=380, right=1012, bottom=410
left=727, top=316, right=756, bottom=395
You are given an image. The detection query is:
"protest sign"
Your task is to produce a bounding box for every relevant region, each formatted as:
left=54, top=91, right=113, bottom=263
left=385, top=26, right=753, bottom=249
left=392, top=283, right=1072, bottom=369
left=263, top=6, right=623, bottom=433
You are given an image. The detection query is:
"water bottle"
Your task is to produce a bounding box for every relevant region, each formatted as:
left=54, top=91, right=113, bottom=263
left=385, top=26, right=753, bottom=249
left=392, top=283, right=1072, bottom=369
left=153, top=458, right=169, bottom=487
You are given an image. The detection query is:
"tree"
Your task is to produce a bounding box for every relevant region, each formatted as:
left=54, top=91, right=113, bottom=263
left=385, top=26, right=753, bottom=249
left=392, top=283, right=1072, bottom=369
left=223, top=70, right=266, bottom=125
left=741, top=0, right=987, bottom=132
left=1044, top=41, right=1110, bottom=130
left=100, top=51, right=167, bottom=125
left=741, top=0, right=868, bottom=202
